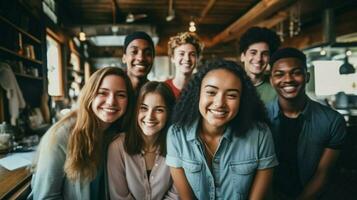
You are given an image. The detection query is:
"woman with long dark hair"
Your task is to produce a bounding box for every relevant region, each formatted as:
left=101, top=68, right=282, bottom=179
left=107, top=81, right=178, bottom=200
left=166, top=59, right=278, bottom=199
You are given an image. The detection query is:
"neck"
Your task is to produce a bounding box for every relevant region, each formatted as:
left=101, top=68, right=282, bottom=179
left=173, top=73, right=191, bottom=90
left=200, top=121, right=224, bottom=138
left=279, top=94, right=308, bottom=118
left=129, top=76, right=147, bottom=91
left=142, top=134, right=158, bottom=151
left=247, top=72, right=264, bottom=86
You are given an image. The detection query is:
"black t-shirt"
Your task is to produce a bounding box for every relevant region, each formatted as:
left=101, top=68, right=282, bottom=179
left=275, top=114, right=304, bottom=197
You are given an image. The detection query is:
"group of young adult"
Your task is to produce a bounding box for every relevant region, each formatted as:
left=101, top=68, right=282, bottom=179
left=28, top=27, right=346, bottom=200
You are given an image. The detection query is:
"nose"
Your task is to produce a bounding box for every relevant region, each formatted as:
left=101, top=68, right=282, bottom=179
left=213, top=93, right=225, bottom=108
left=183, top=53, right=190, bottom=61
left=106, top=93, right=117, bottom=105
left=136, top=50, right=144, bottom=61
left=146, top=109, right=155, bottom=120
left=283, top=73, right=294, bottom=82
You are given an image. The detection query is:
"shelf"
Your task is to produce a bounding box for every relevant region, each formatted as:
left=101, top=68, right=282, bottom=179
left=0, top=16, right=41, bottom=44
left=14, top=73, right=43, bottom=81
left=0, top=46, right=42, bottom=65
left=67, top=67, right=84, bottom=75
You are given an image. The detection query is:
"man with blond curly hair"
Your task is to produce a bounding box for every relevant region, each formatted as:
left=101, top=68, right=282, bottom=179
left=165, top=32, right=203, bottom=99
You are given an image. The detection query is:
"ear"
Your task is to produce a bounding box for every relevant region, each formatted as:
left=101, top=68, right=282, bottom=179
left=240, top=52, right=245, bottom=62
left=305, top=71, right=310, bottom=83
left=122, top=54, right=127, bottom=63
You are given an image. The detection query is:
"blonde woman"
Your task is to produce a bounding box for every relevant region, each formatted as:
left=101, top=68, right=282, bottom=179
left=166, top=32, right=203, bottom=99
left=29, top=67, right=135, bottom=200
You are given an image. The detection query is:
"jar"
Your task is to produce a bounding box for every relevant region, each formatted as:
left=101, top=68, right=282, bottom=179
left=0, top=122, right=15, bottom=152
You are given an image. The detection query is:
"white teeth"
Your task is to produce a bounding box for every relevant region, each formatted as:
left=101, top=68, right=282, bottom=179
left=102, top=108, right=117, bottom=113
left=209, top=109, right=227, bottom=117
left=134, top=65, right=146, bottom=69
left=283, top=86, right=296, bottom=92
left=143, top=121, right=157, bottom=127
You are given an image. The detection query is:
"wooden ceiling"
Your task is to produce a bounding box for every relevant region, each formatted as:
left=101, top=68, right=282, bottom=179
left=59, top=0, right=357, bottom=61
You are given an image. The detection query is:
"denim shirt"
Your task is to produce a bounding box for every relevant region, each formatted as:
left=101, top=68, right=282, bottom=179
left=266, top=97, right=346, bottom=186
left=166, top=120, right=278, bottom=200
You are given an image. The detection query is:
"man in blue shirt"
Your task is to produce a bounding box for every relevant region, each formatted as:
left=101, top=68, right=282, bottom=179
left=267, top=47, right=346, bottom=199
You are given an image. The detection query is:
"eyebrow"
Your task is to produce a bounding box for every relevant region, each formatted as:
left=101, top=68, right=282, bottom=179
left=204, top=85, right=241, bottom=93
left=98, top=88, right=127, bottom=93
left=141, top=103, right=166, bottom=108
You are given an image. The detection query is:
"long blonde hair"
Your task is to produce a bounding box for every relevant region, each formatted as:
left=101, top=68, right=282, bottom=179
left=64, top=67, right=134, bottom=182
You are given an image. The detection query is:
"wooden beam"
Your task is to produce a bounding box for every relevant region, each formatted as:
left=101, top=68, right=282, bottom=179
left=204, top=0, right=292, bottom=48
left=198, top=0, right=216, bottom=22
left=112, top=0, right=119, bottom=24
left=255, top=11, right=288, bottom=28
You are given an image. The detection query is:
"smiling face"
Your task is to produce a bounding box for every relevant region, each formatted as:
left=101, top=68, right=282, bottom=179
left=91, top=75, right=128, bottom=129
left=138, top=92, right=168, bottom=138
left=240, top=42, right=270, bottom=77
left=270, top=57, right=309, bottom=101
left=199, top=69, right=242, bottom=132
left=172, top=43, right=198, bottom=76
left=123, top=39, right=154, bottom=79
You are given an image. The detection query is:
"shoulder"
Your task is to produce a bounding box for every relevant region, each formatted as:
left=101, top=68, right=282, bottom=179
left=40, top=117, right=76, bottom=148
left=109, top=133, right=126, bottom=151
left=308, top=100, right=345, bottom=123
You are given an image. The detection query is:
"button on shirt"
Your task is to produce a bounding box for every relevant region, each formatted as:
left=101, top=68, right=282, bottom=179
left=107, top=134, right=178, bottom=200
left=166, top=120, right=278, bottom=200
left=267, top=97, right=347, bottom=187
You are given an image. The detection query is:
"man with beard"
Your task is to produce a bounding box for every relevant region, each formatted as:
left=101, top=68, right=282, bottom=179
left=239, top=27, right=281, bottom=104
left=123, top=31, right=155, bottom=93
left=267, top=47, right=346, bottom=199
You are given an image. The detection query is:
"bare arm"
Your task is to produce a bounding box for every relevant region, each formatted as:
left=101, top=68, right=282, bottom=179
left=249, top=168, right=274, bottom=200
left=297, top=148, right=340, bottom=200
left=170, top=167, right=195, bottom=200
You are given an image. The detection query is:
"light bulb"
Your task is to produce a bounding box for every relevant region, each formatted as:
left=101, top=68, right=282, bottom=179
left=189, top=25, right=196, bottom=32
left=346, top=50, right=352, bottom=56
left=79, top=31, right=86, bottom=41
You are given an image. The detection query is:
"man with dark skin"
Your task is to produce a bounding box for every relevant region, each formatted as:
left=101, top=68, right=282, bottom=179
left=122, top=31, right=155, bottom=93
left=267, top=47, right=346, bottom=200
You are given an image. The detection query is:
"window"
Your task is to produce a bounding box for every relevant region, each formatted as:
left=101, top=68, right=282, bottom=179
left=46, top=30, right=64, bottom=96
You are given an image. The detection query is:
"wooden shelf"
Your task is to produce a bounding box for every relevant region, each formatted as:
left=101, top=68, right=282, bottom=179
left=67, top=67, right=84, bottom=75
left=0, top=16, right=41, bottom=44
left=0, top=46, right=42, bottom=65
left=14, top=72, right=43, bottom=81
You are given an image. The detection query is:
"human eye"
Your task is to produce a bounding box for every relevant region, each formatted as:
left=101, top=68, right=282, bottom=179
left=190, top=52, right=197, bottom=57
left=144, top=49, right=153, bottom=57
left=155, top=107, right=166, bottom=113
left=205, top=90, right=216, bottom=96
left=227, top=93, right=239, bottom=99
left=292, top=69, right=303, bottom=76
left=140, top=105, right=148, bottom=112
left=97, top=90, right=107, bottom=96
left=273, top=71, right=284, bottom=77
left=116, top=92, right=127, bottom=98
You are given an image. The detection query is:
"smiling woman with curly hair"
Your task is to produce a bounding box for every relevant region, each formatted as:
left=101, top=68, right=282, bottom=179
left=166, top=59, right=278, bottom=200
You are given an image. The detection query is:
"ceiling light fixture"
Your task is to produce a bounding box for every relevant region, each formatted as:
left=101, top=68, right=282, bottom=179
left=166, top=0, right=175, bottom=22
left=189, top=20, right=196, bottom=32
left=79, top=27, right=86, bottom=41
left=78, top=0, right=86, bottom=42
left=339, top=50, right=355, bottom=75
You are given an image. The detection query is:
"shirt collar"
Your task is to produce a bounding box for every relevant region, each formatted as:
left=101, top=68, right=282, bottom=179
left=185, top=119, right=234, bottom=142
left=272, top=96, right=313, bottom=121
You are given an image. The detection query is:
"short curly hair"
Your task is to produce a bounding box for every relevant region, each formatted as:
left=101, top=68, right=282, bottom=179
left=172, top=59, right=269, bottom=136
left=239, top=27, right=281, bottom=55
left=168, top=32, right=204, bottom=57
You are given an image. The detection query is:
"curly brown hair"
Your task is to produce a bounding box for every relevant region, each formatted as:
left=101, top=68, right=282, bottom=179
left=168, top=32, right=204, bottom=56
